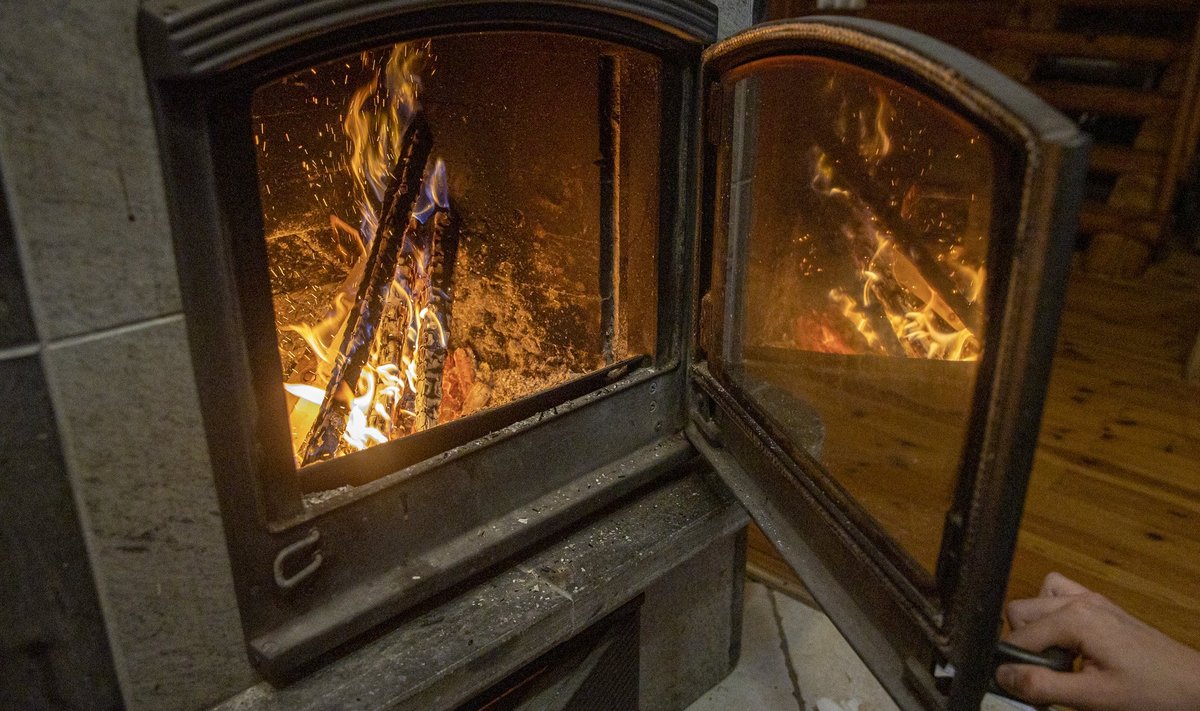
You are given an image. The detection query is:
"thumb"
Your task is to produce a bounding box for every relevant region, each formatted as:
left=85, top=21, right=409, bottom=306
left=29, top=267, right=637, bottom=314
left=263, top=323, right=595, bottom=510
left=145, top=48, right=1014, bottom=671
left=995, top=663, right=1108, bottom=709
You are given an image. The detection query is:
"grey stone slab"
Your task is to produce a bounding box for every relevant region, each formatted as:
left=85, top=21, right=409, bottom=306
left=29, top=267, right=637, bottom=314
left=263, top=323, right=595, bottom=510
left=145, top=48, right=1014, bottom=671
left=0, top=354, right=121, bottom=711
left=0, top=1, right=181, bottom=340
left=44, top=316, right=254, bottom=711
left=640, top=529, right=742, bottom=710
left=0, top=167, right=36, bottom=350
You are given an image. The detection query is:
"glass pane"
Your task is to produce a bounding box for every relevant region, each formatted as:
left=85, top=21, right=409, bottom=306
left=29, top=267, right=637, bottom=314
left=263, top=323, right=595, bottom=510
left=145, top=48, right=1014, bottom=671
left=715, top=56, right=993, bottom=576
left=252, top=33, right=661, bottom=478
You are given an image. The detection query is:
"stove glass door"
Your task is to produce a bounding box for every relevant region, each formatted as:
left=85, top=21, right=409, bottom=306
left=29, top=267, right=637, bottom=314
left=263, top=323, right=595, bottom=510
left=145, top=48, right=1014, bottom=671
left=690, top=18, right=1088, bottom=711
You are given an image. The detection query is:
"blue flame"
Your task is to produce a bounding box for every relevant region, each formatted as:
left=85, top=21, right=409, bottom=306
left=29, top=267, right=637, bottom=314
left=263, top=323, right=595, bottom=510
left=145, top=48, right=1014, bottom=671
left=413, top=158, right=449, bottom=224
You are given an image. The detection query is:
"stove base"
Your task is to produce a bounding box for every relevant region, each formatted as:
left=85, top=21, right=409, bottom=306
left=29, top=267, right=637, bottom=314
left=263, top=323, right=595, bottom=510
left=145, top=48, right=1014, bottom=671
left=215, top=466, right=749, bottom=711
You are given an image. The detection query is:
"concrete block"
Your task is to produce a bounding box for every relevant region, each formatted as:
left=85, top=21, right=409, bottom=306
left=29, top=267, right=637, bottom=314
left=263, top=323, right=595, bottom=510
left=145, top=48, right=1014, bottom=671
left=0, top=353, right=121, bottom=711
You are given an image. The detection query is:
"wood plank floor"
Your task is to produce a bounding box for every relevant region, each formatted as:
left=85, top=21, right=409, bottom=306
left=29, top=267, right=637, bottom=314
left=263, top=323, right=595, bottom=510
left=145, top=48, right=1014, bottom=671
left=1007, top=246, right=1200, bottom=650
left=746, top=246, right=1200, bottom=650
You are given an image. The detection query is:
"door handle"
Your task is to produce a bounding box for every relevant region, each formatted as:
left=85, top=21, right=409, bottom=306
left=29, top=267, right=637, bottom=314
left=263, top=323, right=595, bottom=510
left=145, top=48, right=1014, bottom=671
left=989, top=641, right=1075, bottom=708
left=273, top=528, right=323, bottom=590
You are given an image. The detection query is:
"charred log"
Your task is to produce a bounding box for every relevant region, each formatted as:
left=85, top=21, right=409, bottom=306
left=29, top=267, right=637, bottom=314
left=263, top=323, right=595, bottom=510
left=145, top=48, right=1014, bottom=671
left=368, top=293, right=410, bottom=433
left=413, top=209, right=457, bottom=431
left=301, top=113, right=435, bottom=466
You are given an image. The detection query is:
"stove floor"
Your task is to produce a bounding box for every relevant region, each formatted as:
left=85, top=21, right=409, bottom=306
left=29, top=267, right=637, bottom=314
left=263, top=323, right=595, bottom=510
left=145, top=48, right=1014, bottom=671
left=685, top=580, right=1025, bottom=711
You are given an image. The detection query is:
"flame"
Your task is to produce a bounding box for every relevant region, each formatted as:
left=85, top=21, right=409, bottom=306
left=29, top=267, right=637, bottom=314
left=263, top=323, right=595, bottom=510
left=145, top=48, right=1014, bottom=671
left=413, top=159, right=450, bottom=223
left=279, top=42, right=455, bottom=464
left=808, top=89, right=984, bottom=362
left=344, top=45, right=426, bottom=235
left=810, top=148, right=850, bottom=199
left=830, top=287, right=885, bottom=352
left=859, top=88, right=894, bottom=163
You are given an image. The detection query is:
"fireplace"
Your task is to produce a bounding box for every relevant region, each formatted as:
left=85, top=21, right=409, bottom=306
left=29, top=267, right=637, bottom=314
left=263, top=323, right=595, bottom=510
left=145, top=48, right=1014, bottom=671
left=3, top=1, right=1085, bottom=710
left=138, top=0, right=718, bottom=680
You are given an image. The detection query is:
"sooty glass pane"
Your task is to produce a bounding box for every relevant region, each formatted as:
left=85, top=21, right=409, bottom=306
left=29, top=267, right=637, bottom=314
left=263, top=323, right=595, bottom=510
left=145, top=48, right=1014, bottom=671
left=718, top=57, right=993, bottom=575
left=253, top=34, right=661, bottom=472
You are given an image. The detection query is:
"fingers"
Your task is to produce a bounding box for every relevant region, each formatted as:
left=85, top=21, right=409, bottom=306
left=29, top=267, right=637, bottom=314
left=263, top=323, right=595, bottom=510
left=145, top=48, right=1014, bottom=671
left=1005, top=601, right=1089, bottom=655
left=1039, top=572, right=1089, bottom=598
left=1008, top=573, right=1105, bottom=631
left=995, top=664, right=1109, bottom=709
left=1006, top=595, right=1075, bottom=630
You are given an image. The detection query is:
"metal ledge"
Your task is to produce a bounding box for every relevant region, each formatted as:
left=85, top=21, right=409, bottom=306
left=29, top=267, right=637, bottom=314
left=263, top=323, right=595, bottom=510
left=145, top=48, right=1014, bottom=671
left=248, top=433, right=697, bottom=674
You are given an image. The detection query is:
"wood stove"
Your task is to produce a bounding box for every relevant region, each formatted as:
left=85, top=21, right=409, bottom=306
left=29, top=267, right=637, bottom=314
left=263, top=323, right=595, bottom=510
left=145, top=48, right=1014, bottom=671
left=2, top=1, right=1085, bottom=710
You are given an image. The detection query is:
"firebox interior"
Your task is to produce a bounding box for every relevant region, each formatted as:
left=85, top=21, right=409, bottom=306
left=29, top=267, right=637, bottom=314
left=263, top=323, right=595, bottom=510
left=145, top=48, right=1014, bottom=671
left=711, top=56, right=995, bottom=576
left=252, top=33, right=662, bottom=484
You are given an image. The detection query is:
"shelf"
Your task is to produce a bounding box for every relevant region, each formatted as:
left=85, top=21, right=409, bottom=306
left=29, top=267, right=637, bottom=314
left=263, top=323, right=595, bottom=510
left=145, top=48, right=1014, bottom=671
left=1078, top=200, right=1165, bottom=243
left=1033, top=82, right=1177, bottom=116
left=1088, top=144, right=1165, bottom=174
left=983, top=28, right=1181, bottom=62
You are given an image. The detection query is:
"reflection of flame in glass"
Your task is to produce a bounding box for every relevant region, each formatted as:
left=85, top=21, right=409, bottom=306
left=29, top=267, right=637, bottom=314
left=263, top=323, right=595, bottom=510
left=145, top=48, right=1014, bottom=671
left=282, top=43, right=454, bottom=463
left=859, top=87, right=894, bottom=164
left=811, top=89, right=983, bottom=362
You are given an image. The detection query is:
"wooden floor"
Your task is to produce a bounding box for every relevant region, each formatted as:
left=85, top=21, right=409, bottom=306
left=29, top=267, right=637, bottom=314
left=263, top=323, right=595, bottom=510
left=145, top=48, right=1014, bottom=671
left=747, top=245, right=1200, bottom=650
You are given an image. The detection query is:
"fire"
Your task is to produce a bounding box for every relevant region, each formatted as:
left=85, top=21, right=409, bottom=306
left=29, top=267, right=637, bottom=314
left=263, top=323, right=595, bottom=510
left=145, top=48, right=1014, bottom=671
left=807, top=89, right=984, bottom=362
left=277, top=43, right=459, bottom=465
left=859, top=87, right=894, bottom=164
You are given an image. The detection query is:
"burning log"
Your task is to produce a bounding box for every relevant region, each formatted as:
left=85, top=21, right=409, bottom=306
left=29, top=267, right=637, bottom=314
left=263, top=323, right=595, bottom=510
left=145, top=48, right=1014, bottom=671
left=811, top=178, right=910, bottom=358
left=860, top=299, right=909, bottom=357
left=368, top=290, right=411, bottom=433
left=301, top=113, right=435, bottom=466
left=413, top=209, right=457, bottom=431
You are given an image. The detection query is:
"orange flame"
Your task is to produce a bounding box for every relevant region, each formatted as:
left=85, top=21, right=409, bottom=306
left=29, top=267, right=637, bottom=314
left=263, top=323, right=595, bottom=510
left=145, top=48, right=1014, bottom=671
left=812, top=89, right=983, bottom=362
left=282, top=43, right=453, bottom=464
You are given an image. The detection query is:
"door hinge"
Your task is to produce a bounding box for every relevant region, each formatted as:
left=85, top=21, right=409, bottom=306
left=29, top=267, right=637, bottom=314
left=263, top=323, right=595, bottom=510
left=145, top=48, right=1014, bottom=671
left=689, top=382, right=723, bottom=447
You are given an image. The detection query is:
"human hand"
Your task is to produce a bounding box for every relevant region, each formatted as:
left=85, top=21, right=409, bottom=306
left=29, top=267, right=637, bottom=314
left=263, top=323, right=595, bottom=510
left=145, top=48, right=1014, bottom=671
left=995, top=572, right=1200, bottom=711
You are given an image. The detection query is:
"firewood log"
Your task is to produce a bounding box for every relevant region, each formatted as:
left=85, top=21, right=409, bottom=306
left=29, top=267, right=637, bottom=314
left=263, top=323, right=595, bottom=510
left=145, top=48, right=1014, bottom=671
left=301, top=113, right=434, bottom=466
left=820, top=137, right=982, bottom=336
left=414, top=210, right=457, bottom=431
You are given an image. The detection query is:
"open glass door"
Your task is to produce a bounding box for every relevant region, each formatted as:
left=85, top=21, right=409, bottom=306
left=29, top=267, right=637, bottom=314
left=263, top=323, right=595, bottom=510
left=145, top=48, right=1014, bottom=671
left=688, top=17, right=1088, bottom=710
